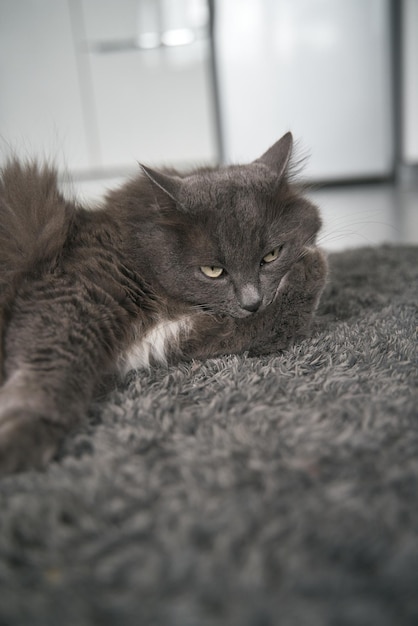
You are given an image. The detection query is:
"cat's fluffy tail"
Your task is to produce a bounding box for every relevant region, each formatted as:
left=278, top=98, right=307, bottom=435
left=0, top=159, right=74, bottom=284
left=0, top=161, right=74, bottom=376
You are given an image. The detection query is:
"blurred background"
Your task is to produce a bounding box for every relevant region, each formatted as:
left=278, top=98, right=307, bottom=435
left=1, top=0, right=417, bottom=250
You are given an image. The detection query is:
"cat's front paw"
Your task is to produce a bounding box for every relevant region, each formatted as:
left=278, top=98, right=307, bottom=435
left=0, top=409, right=63, bottom=476
left=286, top=247, right=328, bottom=293
left=247, top=247, right=328, bottom=356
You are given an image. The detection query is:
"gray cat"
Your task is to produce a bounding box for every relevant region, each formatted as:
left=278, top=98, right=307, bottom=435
left=0, top=132, right=328, bottom=475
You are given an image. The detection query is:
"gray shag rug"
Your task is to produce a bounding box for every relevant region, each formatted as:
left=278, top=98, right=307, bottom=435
left=0, top=244, right=417, bottom=626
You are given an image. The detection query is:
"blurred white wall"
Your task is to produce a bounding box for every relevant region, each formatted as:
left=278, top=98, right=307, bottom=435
left=214, top=0, right=394, bottom=180
left=402, top=0, right=418, bottom=163
left=0, top=0, right=217, bottom=174
left=0, top=0, right=91, bottom=170
left=0, top=0, right=417, bottom=181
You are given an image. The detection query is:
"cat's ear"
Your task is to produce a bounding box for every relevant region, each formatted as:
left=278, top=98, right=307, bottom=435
left=254, top=132, right=293, bottom=178
left=139, top=164, right=182, bottom=204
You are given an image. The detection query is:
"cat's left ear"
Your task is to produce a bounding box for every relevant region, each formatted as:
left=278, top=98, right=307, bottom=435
left=139, top=164, right=182, bottom=204
left=254, top=131, right=293, bottom=178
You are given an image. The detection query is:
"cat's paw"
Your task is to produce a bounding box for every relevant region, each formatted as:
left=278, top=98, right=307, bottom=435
left=0, top=408, right=62, bottom=476
left=247, top=247, right=328, bottom=356
left=286, top=247, right=328, bottom=293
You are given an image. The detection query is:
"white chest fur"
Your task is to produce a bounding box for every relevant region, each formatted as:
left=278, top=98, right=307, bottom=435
left=118, top=316, right=192, bottom=374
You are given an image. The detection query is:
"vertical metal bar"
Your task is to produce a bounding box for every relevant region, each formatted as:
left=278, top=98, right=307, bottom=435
left=390, top=0, right=403, bottom=181
left=207, top=0, right=225, bottom=164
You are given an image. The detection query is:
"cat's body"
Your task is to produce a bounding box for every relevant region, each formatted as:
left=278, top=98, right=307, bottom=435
left=0, top=133, right=328, bottom=475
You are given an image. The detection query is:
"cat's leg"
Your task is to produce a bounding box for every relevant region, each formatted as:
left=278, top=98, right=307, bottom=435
left=178, top=247, right=328, bottom=360
left=0, top=370, right=71, bottom=474
left=0, top=277, right=129, bottom=475
left=244, top=246, right=328, bottom=355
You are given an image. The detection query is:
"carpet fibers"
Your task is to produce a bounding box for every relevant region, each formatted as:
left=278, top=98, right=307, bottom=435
left=0, top=245, right=417, bottom=626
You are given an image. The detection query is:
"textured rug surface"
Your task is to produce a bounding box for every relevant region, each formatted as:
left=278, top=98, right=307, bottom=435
left=0, top=244, right=417, bottom=626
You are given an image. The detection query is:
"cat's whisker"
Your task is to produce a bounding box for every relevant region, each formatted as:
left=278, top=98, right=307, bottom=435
left=318, top=222, right=401, bottom=248
left=317, top=207, right=403, bottom=249
left=191, top=304, right=217, bottom=317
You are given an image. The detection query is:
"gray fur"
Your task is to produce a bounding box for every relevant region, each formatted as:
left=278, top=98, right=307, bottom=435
left=0, top=133, right=327, bottom=474
left=0, top=244, right=416, bottom=625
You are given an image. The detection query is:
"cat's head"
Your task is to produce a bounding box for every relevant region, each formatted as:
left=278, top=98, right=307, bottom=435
left=138, top=132, right=321, bottom=319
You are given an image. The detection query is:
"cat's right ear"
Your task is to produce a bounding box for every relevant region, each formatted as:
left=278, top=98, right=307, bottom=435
left=139, top=164, right=182, bottom=205
left=254, top=132, right=293, bottom=179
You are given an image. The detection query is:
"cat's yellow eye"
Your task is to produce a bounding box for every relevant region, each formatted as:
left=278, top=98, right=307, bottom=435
left=262, top=247, right=281, bottom=264
left=200, top=266, right=224, bottom=278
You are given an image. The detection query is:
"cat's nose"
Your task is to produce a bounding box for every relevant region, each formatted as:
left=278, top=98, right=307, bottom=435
left=239, top=285, right=263, bottom=313
left=242, top=297, right=262, bottom=313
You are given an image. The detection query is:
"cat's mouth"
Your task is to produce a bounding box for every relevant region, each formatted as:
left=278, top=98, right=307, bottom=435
left=229, top=301, right=271, bottom=319
left=213, top=307, right=258, bottom=320
left=234, top=309, right=260, bottom=319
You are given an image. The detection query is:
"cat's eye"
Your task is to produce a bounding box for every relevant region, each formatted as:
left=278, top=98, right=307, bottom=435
left=200, top=265, right=224, bottom=279
left=262, top=247, right=281, bottom=264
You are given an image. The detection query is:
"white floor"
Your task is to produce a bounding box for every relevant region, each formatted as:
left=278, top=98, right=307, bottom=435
left=309, top=184, right=418, bottom=251
left=67, top=177, right=418, bottom=253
